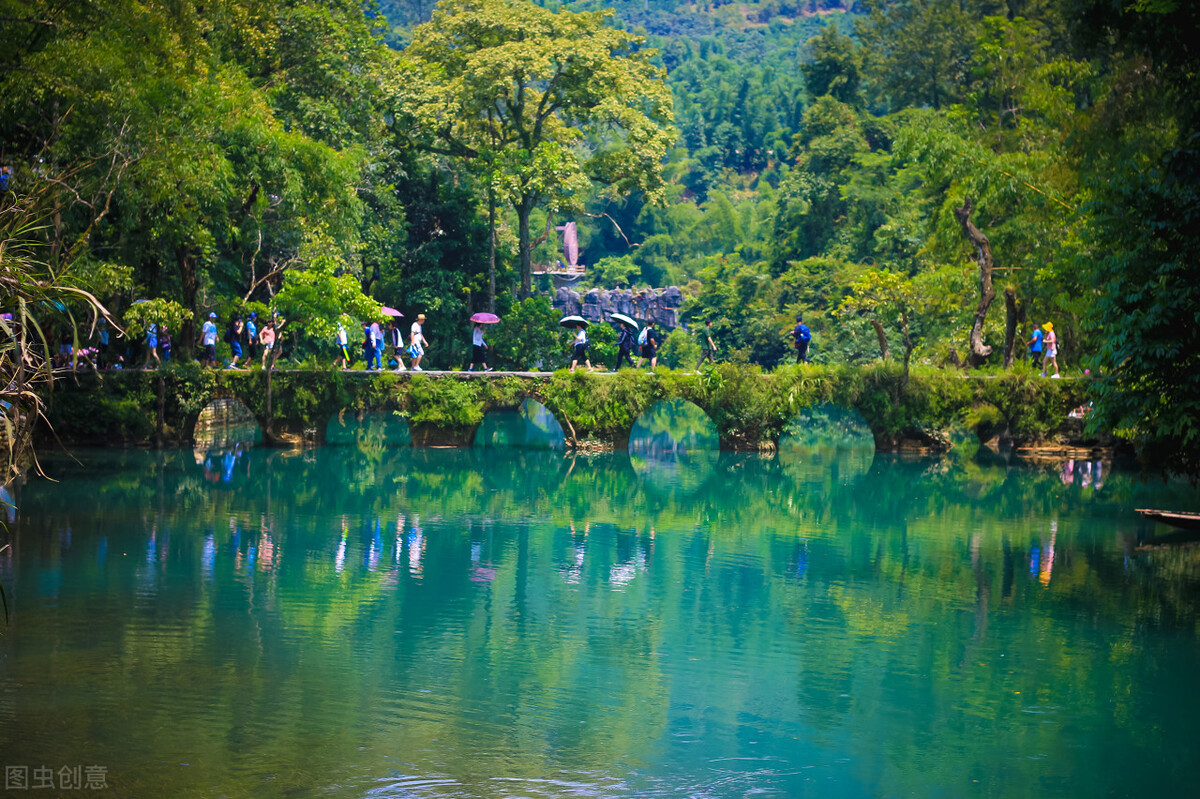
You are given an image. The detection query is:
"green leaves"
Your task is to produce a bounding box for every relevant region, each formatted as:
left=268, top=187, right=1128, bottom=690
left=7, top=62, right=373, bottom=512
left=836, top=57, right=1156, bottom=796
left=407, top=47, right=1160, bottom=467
left=392, top=0, right=676, bottom=294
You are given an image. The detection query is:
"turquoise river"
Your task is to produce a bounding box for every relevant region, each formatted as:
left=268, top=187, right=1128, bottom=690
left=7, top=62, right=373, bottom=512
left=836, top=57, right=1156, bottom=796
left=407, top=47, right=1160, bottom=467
left=2, top=408, right=1200, bottom=798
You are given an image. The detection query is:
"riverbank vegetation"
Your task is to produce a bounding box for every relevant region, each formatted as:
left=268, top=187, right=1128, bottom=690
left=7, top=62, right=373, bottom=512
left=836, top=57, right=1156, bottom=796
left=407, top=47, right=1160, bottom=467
left=2, top=0, right=1197, bottom=474
left=41, top=364, right=1088, bottom=453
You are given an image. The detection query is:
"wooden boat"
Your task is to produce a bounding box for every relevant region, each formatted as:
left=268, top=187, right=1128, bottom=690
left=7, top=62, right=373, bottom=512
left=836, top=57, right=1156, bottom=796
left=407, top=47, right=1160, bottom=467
left=1136, top=508, right=1200, bottom=531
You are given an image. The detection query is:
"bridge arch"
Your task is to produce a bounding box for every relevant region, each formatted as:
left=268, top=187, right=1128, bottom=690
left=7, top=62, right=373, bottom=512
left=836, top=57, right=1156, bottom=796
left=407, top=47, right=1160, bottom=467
left=474, top=398, right=565, bottom=450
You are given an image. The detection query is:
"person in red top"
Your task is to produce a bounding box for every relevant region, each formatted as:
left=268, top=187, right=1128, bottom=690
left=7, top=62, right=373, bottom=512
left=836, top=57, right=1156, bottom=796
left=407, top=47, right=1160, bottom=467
left=259, top=321, right=276, bottom=368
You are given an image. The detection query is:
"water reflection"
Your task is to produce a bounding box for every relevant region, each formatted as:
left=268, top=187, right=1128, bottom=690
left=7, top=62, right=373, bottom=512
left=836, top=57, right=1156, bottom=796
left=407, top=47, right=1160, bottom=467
left=1059, top=458, right=1106, bottom=489
left=192, top=398, right=261, bottom=447
left=5, top=449, right=1200, bottom=798
left=326, top=410, right=412, bottom=449
left=473, top=398, right=565, bottom=450
left=628, top=399, right=719, bottom=495
left=778, top=403, right=875, bottom=489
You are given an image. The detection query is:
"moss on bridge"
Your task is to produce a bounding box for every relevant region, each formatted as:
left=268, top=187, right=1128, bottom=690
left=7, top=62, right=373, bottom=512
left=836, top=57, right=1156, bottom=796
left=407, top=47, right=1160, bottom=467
left=42, top=362, right=1093, bottom=451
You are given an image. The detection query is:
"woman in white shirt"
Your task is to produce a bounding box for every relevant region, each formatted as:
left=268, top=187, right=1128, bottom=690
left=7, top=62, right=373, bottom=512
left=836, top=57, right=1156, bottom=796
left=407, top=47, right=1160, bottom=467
left=468, top=323, right=490, bottom=372
left=569, top=323, right=591, bottom=373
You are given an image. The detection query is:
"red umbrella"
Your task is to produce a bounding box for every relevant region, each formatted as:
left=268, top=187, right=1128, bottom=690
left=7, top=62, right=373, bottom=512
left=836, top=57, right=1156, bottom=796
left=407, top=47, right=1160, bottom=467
left=470, top=312, right=501, bottom=324
left=381, top=306, right=404, bottom=317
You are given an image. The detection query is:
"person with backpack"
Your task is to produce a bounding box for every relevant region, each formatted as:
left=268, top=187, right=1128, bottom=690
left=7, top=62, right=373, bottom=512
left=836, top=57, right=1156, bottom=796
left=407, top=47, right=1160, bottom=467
left=245, top=312, right=259, bottom=361
left=385, top=320, right=406, bottom=370
left=635, top=320, right=658, bottom=369
left=615, top=321, right=636, bottom=370
left=790, top=315, right=811, bottom=364
left=226, top=314, right=245, bottom=369
left=362, top=322, right=377, bottom=371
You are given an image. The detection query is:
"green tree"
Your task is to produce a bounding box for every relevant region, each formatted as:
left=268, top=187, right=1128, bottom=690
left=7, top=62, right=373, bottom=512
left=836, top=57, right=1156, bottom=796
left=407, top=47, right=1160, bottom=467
left=489, top=296, right=566, bottom=370
left=855, top=0, right=975, bottom=112
left=802, top=25, right=862, bottom=106
left=393, top=0, right=676, bottom=297
left=840, top=269, right=921, bottom=382
left=262, top=224, right=381, bottom=436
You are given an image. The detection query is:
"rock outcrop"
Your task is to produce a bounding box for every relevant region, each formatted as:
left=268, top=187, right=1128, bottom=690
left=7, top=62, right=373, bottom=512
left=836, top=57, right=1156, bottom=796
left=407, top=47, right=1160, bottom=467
left=552, top=286, right=685, bottom=329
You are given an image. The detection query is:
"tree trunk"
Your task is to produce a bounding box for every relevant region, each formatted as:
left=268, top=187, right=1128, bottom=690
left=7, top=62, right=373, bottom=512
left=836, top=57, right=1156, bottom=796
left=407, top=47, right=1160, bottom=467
left=179, top=248, right=197, bottom=359
left=870, top=319, right=890, bottom=360
left=488, top=187, right=497, bottom=313
left=901, top=310, right=913, bottom=388
left=1002, top=287, right=1022, bottom=369
left=517, top=195, right=533, bottom=299
left=954, top=197, right=995, bottom=367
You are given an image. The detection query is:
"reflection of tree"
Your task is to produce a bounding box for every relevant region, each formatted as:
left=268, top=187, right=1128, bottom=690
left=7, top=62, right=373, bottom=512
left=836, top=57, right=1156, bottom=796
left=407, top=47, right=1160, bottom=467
left=7, top=448, right=1200, bottom=796
left=779, top=402, right=874, bottom=450
left=325, top=411, right=411, bottom=459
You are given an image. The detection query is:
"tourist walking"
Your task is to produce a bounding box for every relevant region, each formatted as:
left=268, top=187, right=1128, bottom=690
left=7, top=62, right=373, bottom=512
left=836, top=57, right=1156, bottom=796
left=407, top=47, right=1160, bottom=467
left=259, top=320, right=276, bottom=368
left=386, top=320, right=406, bottom=371
left=144, top=322, right=160, bottom=369
left=696, top=320, right=717, bottom=370
left=97, top=318, right=109, bottom=369
left=245, top=312, right=259, bottom=361
left=468, top=323, right=490, bottom=372
left=335, top=322, right=350, bottom=368
left=1041, top=322, right=1060, bottom=378
left=200, top=312, right=219, bottom=368
left=226, top=314, right=245, bottom=369
left=409, top=313, right=429, bottom=371
left=635, top=320, right=657, bottom=368
left=615, top=322, right=636, bottom=370
left=1027, top=324, right=1043, bottom=370
left=569, top=322, right=592, bottom=372
left=160, top=326, right=172, bottom=362
left=790, top=315, right=811, bottom=364
left=369, top=320, right=384, bottom=370
left=362, top=322, right=374, bottom=370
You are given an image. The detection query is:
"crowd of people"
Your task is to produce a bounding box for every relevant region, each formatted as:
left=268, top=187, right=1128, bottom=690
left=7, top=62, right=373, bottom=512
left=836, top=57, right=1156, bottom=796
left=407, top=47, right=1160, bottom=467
left=352, top=314, right=432, bottom=372
left=45, top=304, right=1064, bottom=377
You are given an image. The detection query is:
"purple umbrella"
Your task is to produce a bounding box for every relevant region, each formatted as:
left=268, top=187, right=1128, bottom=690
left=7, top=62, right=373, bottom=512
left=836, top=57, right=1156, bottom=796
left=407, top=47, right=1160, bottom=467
left=470, top=312, right=500, bottom=324
left=381, top=306, right=404, bottom=317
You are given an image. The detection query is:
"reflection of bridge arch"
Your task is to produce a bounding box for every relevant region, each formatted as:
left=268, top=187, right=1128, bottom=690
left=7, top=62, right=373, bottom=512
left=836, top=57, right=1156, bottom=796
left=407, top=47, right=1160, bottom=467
left=474, top=398, right=565, bottom=450
left=779, top=403, right=875, bottom=488
left=628, top=399, right=719, bottom=457
left=192, top=398, right=261, bottom=449
left=628, top=399, right=719, bottom=495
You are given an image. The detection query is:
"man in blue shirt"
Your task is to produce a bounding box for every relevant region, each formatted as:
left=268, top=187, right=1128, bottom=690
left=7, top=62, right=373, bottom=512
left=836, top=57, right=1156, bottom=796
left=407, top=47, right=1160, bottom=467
left=1027, top=326, right=1044, bottom=371
left=790, top=315, right=811, bottom=364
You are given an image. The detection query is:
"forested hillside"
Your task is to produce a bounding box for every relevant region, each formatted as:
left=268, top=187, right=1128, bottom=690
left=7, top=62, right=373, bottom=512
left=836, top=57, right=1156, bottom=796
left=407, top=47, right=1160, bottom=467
left=2, top=0, right=1199, bottom=473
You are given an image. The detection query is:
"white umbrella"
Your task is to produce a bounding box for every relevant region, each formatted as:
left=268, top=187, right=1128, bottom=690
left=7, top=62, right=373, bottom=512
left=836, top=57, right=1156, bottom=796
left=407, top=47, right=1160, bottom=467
left=610, top=312, right=638, bottom=329
left=559, top=315, right=588, bottom=329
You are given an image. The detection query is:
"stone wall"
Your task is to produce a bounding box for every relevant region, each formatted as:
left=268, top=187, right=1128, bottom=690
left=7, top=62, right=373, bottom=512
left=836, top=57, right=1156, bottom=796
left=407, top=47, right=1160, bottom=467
left=552, top=286, right=685, bottom=329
